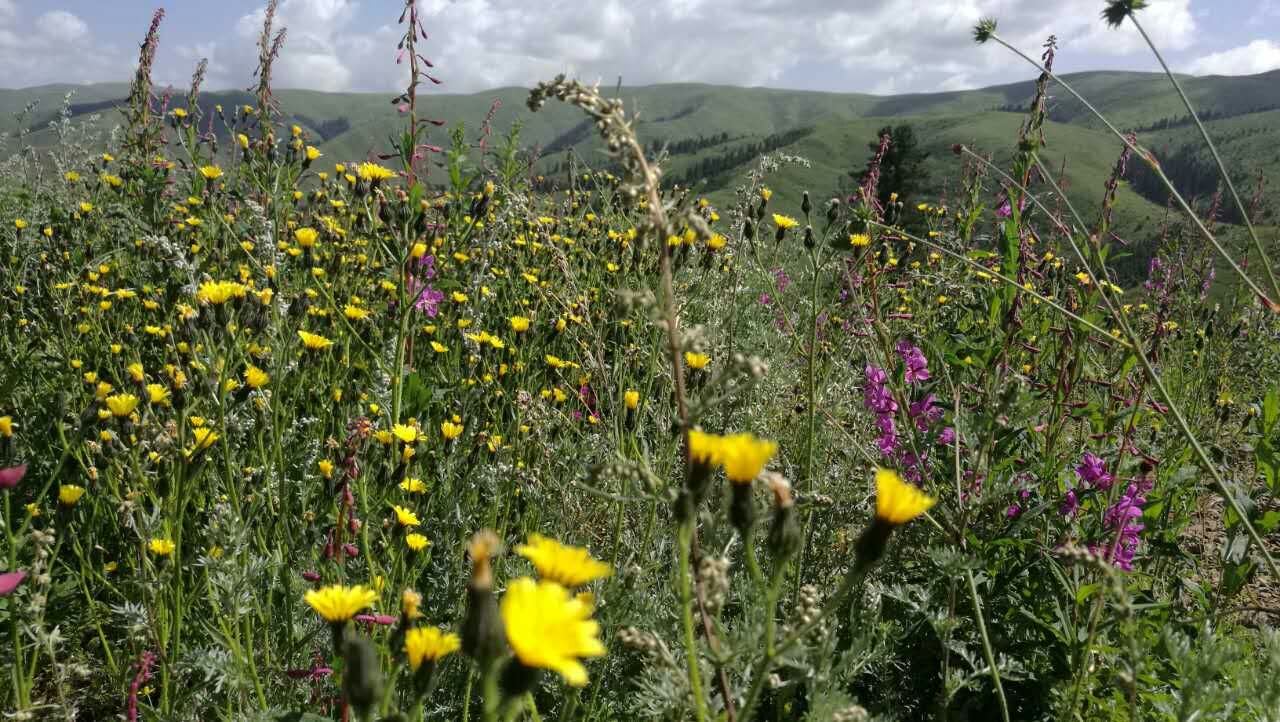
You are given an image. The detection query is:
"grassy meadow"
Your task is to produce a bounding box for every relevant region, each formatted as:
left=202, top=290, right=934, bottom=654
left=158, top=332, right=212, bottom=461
left=2, top=3, right=1280, bottom=721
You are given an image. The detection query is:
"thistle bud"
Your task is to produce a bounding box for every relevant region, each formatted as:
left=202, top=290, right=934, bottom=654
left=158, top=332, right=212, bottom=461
left=765, top=474, right=801, bottom=562
left=801, top=191, right=812, bottom=216
left=728, top=480, right=755, bottom=536
left=342, top=636, right=383, bottom=718
left=743, top=218, right=755, bottom=241
left=461, top=531, right=506, bottom=665
left=803, top=225, right=815, bottom=249
left=826, top=198, right=840, bottom=225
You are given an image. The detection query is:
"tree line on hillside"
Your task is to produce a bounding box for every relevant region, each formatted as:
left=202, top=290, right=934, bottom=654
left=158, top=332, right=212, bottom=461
left=669, top=127, right=815, bottom=189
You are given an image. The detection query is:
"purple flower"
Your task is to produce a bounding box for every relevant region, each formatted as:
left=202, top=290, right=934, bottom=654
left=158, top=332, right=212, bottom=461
left=1006, top=504, right=1022, bottom=518
left=937, top=427, right=956, bottom=445
left=1075, top=452, right=1114, bottom=490
left=896, top=340, right=930, bottom=384
left=1059, top=489, right=1078, bottom=518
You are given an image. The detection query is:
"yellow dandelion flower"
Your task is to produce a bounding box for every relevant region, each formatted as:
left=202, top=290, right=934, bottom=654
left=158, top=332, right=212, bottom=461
left=59, top=484, right=87, bottom=506
left=196, top=280, right=247, bottom=305
left=510, top=316, right=531, bottom=333
left=405, top=533, right=431, bottom=552
left=105, top=393, right=139, bottom=418
left=501, top=577, right=605, bottom=686
left=400, top=477, right=426, bottom=493
left=684, top=352, right=710, bottom=370
left=148, top=538, right=176, bottom=556
left=688, top=430, right=723, bottom=467
left=298, top=330, right=334, bottom=350
left=404, top=627, right=460, bottom=670
left=391, top=505, right=420, bottom=527
left=515, top=534, right=612, bottom=587
left=146, top=384, right=170, bottom=406
left=624, top=390, right=640, bottom=410
left=718, top=433, right=778, bottom=484
left=318, top=459, right=334, bottom=479
left=440, top=421, right=463, bottom=440
left=850, top=233, right=871, bottom=247
left=294, top=227, right=319, bottom=248
left=772, top=213, right=798, bottom=230
left=392, top=423, right=420, bottom=444
left=244, top=365, right=269, bottom=389
left=304, top=584, right=378, bottom=623
left=199, top=166, right=223, bottom=180
left=0, top=416, right=13, bottom=438
left=356, top=162, right=396, bottom=182
left=874, top=467, right=935, bottom=525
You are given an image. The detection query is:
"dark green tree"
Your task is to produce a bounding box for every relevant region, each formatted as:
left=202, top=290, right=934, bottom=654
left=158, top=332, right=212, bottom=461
left=852, top=124, right=930, bottom=208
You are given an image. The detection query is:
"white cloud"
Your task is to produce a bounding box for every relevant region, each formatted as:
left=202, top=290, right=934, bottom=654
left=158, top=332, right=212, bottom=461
left=0, top=0, right=1224, bottom=95
left=0, top=7, right=128, bottom=87
left=1187, top=39, right=1280, bottom=75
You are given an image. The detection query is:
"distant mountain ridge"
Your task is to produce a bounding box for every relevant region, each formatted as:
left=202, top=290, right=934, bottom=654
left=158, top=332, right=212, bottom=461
left=4, top=70, right=1278, bottom=249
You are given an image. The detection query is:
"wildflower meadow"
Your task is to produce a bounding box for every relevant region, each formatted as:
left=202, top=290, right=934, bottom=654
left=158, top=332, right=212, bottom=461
left=3, top=1, right=1280, bottom=720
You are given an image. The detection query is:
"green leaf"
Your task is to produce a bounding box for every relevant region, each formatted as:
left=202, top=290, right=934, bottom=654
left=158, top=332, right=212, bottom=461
left=1076, top=583, right=1100, bottom=605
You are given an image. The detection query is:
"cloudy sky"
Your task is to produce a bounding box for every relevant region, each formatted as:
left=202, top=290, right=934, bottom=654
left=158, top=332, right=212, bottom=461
left=0, top=0, right=1277, bottom=96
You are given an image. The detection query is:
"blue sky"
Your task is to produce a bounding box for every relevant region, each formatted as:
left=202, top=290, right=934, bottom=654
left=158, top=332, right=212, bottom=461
left=1, top=0, right=1278, bottom=95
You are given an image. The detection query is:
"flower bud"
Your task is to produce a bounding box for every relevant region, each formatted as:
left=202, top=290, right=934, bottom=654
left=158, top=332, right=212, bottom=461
left=801, top=191, right=812, bottom=216
left=461, top=531, right=506, bottom=665
left=803, top=225, right=815, bottom=249
left=728, top=480, right=755, bottom=536
left=342, top=636, right=383, bottom=718
left=765, top=474, right=801, bottom=561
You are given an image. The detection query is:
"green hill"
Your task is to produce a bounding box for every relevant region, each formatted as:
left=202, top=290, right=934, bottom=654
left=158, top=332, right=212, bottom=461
left=4, top=71, right=1277, bottom=247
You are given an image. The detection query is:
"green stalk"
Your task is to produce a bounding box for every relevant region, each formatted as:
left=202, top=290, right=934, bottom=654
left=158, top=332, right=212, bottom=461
left=1127, top=15, right=1280, bottom=305
left=966, top=569, right=1010, bottom=722
left=677, top=521, right=709, bottom=722
left=987, top=33, right=1277, bottom=311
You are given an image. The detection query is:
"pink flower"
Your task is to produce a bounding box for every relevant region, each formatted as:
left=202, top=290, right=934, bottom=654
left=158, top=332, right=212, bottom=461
left=0, top=571, right=27, bottom=596
left=0, top=464, right=25, bottom=489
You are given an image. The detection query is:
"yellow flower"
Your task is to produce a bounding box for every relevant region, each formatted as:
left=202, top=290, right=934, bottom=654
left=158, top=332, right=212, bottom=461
left=146, top=384, right=170, bottom=406
left=624, top=390, right=640, bottom=410
left=501, top=577, right=605, bottom=686
left=305, top=145, right=322, bottom=161
left=400, top=477, right=426, bottom=493
left=196, top=280, right=247, bottom=305
left=199, top=166, right=223, bottom=180
left=304, top=584, right=378, bottom=623
left=344, top=304, right=370, bottom=321
left=298, top=330, right=334, bottom=350
left=58, top=484, right=87, bottom=506
left=391, top=505, right=421, bottom=527
left=404, top=627, right=460, bottom=670
left=105, top=393, right=139, bottom=418
left=772, top=213, right=798, bottom=230
left=190, top=427, right=219, bottom=451
left=127, top=362, right=145, bottom=383
left=392, top=423, right=420, bottom=444
left=405, top=533, right=431, bottom=551
left=850, top=233, right=871, bottom=247
left=0, top=416, right=12, bottom=438
left=318, top=459, right=334, bottom=479
left=874, top=467, right=935, bottom=525
left=357, top=162, right=396, bottom=182
left=718, top=433, right=778, bottom=483
left=688, top=430, right=723, bottom=467
left=440, top=421, right=463, bottom=440
left=294, top=227, right=318, bottom=248
left=516, top=534, right=612, bottom=587
left=760, top=187, right=773, bottom=202
left=684, top=352, right=710, bottom=370
left=509, top=316, right=530, bottom=333
left=148, top=538, right=176, bottom=556
left=244, top=365, right=269, bottom=389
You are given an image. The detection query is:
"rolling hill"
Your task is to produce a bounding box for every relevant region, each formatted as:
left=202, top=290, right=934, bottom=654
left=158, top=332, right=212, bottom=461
left=3, top=70, right=1278, bottom=255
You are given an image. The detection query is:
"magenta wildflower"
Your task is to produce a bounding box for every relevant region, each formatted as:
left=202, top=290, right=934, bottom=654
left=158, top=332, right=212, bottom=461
left=0, top=571, right=26, bottom=596
left=0, top=463, right=25, bottom=489
left=896, top=340, right=930, bottom=384
left=1075, top=452, right=1114, bottom=490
